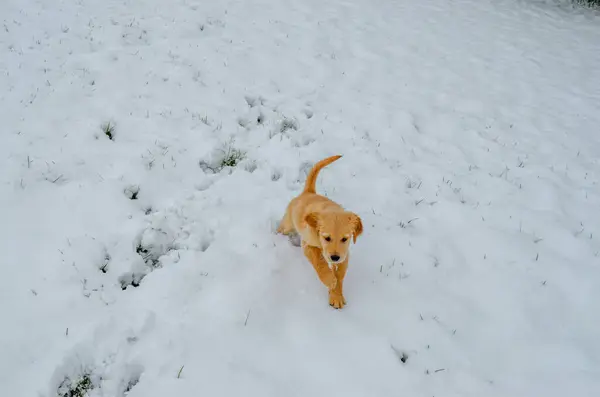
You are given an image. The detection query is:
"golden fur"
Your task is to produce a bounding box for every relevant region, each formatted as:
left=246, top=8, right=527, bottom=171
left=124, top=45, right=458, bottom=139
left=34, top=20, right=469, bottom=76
left=278, top=155, right=363, bottom=309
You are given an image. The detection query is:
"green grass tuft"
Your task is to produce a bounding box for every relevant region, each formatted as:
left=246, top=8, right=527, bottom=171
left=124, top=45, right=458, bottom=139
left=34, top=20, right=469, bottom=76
left=279, top=118, right=298, bottom=133
left=57, top=373, right=94, bottom=397
left=199, top=142, right=246, bottom=173
left=574, top=0, right=600, bottom=7
left=220, top=147, right=245, bottom=168
left=101, top=121, right=115, bottom=141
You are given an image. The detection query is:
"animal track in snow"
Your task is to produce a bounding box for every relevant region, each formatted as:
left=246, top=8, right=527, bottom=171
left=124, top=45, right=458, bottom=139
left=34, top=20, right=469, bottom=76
left=244, top=95, right=266, bottom=108
left=119, top=205, right=214, bottom=290
left=124, top=185, right=140, bottom=200
left=271, top=169, right=282, bottom=181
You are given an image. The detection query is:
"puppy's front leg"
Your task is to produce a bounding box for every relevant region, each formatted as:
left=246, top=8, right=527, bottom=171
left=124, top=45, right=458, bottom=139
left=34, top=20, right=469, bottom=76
left=302, top=243, right=337, bottom=293
left=331, top=259, right=348, bottom=308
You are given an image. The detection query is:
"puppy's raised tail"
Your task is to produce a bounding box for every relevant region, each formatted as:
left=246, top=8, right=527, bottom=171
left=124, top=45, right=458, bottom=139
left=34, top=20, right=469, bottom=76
left=303, top=155, right=342, bottom=194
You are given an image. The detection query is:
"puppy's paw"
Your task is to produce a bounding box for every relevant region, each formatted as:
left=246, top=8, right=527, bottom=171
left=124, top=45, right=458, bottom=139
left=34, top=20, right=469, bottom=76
left=288, top=232, right=301, bottom=247
left=329, top=291, right=346, bottom=309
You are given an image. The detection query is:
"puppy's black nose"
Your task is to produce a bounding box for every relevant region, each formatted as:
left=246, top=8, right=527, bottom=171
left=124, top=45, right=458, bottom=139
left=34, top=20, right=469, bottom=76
left=330, top=255, right=340, bottom=262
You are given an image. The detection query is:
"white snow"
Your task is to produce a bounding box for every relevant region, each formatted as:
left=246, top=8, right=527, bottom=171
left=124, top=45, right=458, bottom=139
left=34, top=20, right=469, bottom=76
left=1, top=0, right=600, bottom=395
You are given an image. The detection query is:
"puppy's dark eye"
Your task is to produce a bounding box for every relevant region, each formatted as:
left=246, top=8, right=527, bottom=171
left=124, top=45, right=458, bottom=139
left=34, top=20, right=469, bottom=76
left=324, top=236, right=331, bottom=242
left=341, top=237, right=348, bottom=243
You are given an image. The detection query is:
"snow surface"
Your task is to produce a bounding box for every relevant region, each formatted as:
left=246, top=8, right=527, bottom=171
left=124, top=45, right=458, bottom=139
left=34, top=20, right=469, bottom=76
left=1, top=0, right=600, bottom=396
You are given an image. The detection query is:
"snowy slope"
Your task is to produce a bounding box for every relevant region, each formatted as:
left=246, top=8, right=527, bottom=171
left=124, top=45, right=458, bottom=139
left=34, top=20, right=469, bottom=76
left=1, top=0, right=599, bottom=396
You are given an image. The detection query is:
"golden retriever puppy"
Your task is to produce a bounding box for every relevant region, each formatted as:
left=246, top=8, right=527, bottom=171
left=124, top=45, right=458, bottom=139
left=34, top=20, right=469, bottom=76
left=278, top=155, right=363, bottom=309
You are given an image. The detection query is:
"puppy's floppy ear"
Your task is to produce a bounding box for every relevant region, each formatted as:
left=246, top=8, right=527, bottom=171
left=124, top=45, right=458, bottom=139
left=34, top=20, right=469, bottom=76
left=350, top=213, right=363, bottom=243
left=304, top=212, right=319, bottom=229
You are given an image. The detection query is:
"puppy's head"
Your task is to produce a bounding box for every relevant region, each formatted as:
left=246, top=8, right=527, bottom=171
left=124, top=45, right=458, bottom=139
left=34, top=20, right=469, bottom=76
left=304, top=211, right=363, bottom=265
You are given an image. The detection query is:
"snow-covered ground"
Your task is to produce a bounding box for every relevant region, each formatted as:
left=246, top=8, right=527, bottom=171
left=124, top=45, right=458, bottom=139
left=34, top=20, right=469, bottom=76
left=1, top=0, right=599, bottom=395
